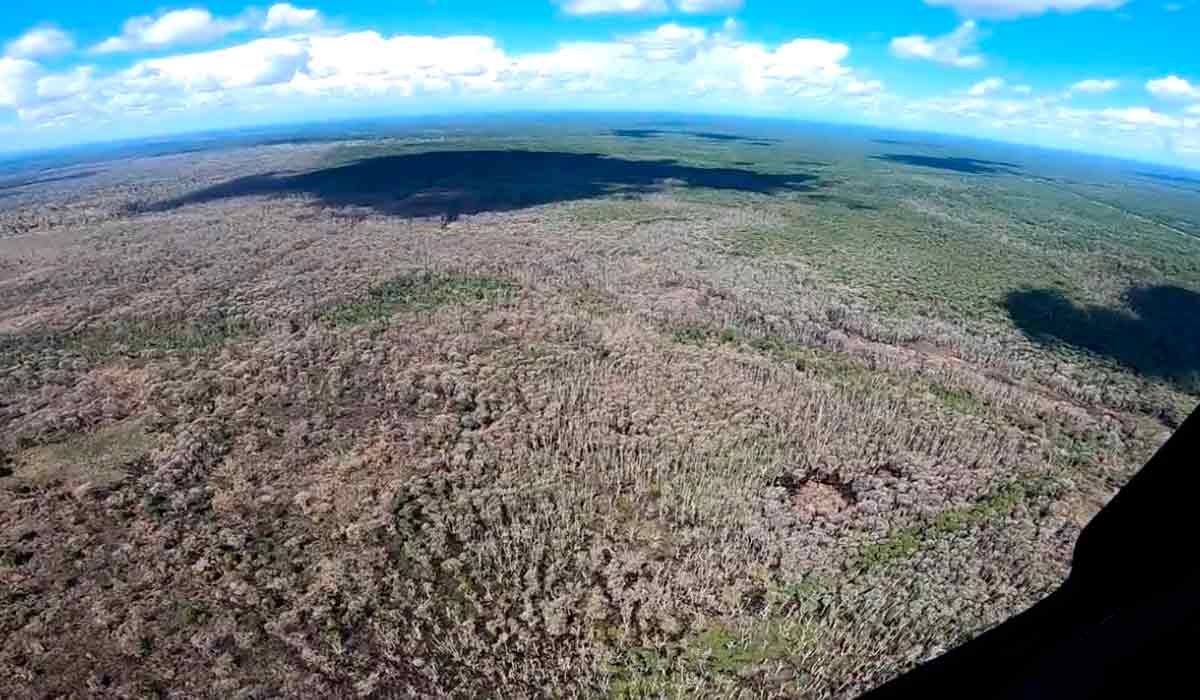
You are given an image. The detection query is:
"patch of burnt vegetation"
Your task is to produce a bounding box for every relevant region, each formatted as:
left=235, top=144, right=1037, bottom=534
left=0, top=128, right=1183, bottom=700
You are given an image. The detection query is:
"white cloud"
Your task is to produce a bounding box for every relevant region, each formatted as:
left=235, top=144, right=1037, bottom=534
left=129, top=38, right=309, bottom=92
left=625, top=24, right=710, bottom=62
left=511, top=41, right=635, bottom=92
left=14, top=16, right=1200, bottom=167
left=36, top=66, right=93, bottom=102
left=263, top=4, right=321, bottom=32
left=890, top=21, right=984, bottom=68
left=968, top=77, right=1004, bottom=96
left=1146, top=75, right=1200, bottom=101
left=6, top=26, right=74, bottom=59
left=291, top=23, right=863, bottom=104
left=0, top=57, right=40, bottom=107
left=1068, top=78, right=1119, bottom=94
left=675, top=0, right=745, bottom=12
left=0, top=59, right=94, bottom=123
left=557, top=0, right=669, bottom=15
left=845, top=78, right=883, bottom=95
left=0, top=18, right=880, bottom=135
left=1013, top=84, right=1032, bottom=94
left=298, top=32, right=509, bottom=96
left=93, top=8, right=248, bottom=54
left=922, top=0, right=1127, bottom=19
left=749, top=39, right=852, bottom=88
left=1099, top=106, right=1179, bottom=128
left=893, top=92, right=1193, bottom=163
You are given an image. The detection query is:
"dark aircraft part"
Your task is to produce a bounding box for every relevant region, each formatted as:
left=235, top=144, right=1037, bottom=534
left=860, top=406, right=1200, bottom=699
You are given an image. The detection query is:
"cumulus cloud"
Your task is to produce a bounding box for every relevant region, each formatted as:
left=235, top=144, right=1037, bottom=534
left=0, top=58, right=95, bottom=124
left=93, top=8, right=248, bottom=54
left=298, top=32, right=507, bottom=96
left=890, top=21, right=984, bottom=68
left=557, top=0, right=669, bottom=15
left=675, top=0, right=745, bottom=12
left=1068, top=78, right=1119, bottom=94
left=893, top=89, right=1195, bottom=160
left=739, top=39, right=853, bottom=95
left=289, top=23, right=864, bottom=105
left=128, top=38, right=310, bottom=92
left=968, top=77, right=1004, bottom=96
left=0, top=57, right=41, bottom=107
left=35, top=66, right=93, bottom=102
left=624, top=24, right=710, bottom=62
left=1099, top=106, right=1179, bottom=128
left=15, top=16, right=1197, bottom=166
left=558, top=0, right=743, bottom=15
left=1146, top=75, right=1200, bottom=101
left=0, top=16, right=884, bottom=132
left=263, top=4, right=321, bottom=31
left=922, top=0, right=1127, bottom=19
left=6, top=26, right=74, bottom=59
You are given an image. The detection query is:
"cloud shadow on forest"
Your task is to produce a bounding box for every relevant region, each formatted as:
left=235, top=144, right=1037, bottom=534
left=874, top=154, right=1020, bottom=175
left=0, top=170, right=102, bottom=192
left=1007, top=285, right=1200, bottom=393
left=611, top=129, right=777, bottom=146
left=872, top=139, right=945, bottom=149
left=144, top=149, right=821, bottom=220
left=1134, top=171, right=1200, bottom=189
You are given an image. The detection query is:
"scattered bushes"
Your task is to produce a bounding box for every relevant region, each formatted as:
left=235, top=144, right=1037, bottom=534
left=0, top=135, right=1184, bottom=699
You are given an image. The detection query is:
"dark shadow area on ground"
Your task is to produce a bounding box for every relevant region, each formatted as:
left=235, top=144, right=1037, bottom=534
left=611, top=129, right=776, bottom=145
left=1007, top=286, right=1200, bottom=392
left=144, top=150, right=821, bottom=220
left=0, top=170, right=102, bottom=191
left=1135, top=171, right=1200, bottom=188
left=874, top=154, right=1021, bottom=175
left=872, top=139, right=944, bottom=149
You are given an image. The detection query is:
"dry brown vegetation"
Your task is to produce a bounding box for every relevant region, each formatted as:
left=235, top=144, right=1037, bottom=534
left=0, top=130, right=1194, bottom=699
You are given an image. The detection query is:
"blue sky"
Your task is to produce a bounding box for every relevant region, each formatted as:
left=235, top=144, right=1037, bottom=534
left=2, top=1, right=1200, bottom=167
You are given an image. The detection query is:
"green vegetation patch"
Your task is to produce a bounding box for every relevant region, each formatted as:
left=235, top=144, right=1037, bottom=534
left=321, top=272, right=517, bottom=325
left=1, top=312, right=257, bottom=364
left=180, top=603, right=211, bottom=626
left=72, top=315, right=258, bottom=357
left=605, top=621, right=811, bottom=699
left=855, top=479, right=1054, bottom=572
left=929, top=384, right=987, bottom=415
